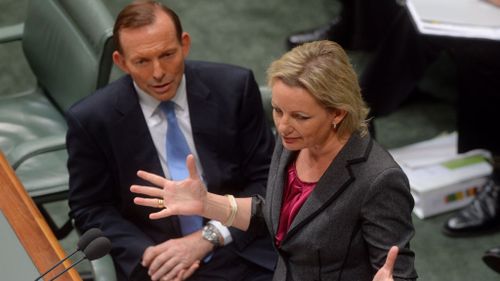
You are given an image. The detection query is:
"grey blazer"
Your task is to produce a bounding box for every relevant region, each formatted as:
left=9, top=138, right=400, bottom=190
left=260, top=132, right=418, bottom=281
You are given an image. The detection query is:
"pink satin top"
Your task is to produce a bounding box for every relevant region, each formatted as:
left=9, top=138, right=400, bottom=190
left=275, top=161, right=317, bottom=247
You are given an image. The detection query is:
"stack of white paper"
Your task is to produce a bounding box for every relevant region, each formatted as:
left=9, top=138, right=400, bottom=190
left=406, top=0, right=500, bottom=40
left=389, top=132, right=493, bottom=218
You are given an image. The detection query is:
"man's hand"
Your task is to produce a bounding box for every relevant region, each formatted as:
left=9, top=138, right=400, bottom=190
left=142, top=230, right=212, bottom=281
left=373, top=246, right=399, bottom=281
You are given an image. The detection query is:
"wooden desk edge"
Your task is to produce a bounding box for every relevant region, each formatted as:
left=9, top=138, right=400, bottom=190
left=0, top=152, right=81, bottom=281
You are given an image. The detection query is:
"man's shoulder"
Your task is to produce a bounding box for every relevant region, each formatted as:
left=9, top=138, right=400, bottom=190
left=90, top=75, right=133, bottom=102
left=67, top=75, right=134, bottom=117
left=186, top=60, right=252, bottom=77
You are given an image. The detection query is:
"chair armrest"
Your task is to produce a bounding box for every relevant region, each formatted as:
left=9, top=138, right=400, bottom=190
left=0, top=23, right=24, bottom=43
left=6, top=134, right=66, bottom=169
left=91, top=254, right=117, bottom=281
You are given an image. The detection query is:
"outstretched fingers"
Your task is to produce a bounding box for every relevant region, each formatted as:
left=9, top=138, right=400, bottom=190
left=137, top=170, right=169, bottom=187
left=132, top=155, right=206, bottom=220
left=130, top=184, right=164, bottom=198
left=186, top=154, right=199, bottom=180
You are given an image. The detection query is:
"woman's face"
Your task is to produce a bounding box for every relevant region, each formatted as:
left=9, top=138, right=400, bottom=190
left=271, top=80, right=338, bottom=151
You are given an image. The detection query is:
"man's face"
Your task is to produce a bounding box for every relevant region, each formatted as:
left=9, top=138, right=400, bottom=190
left=113, top=11, right=190, bottom=101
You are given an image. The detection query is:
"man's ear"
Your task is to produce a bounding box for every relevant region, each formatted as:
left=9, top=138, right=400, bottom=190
left=181, top=32, right=191, bottom=58
left=112, top=50, right=129, bottom=73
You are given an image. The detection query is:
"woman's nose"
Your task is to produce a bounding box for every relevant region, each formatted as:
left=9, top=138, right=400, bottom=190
left=277, top=116, right=292, bottom=136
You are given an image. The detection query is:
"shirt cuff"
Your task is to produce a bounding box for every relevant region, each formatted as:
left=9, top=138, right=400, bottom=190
left=209, top=220, right=233, bottom=245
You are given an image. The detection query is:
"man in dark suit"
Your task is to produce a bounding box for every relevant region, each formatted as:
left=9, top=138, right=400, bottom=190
left=66, top=1, right=276, bottom=280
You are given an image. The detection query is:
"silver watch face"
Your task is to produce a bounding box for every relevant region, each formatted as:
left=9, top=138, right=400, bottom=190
left=202, top=224, right=221, bottom=246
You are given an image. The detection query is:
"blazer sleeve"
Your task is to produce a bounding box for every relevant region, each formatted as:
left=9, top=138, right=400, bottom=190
left=66, top=109, right=154, bottom=279
left=360, top=167, right=418, bottom=280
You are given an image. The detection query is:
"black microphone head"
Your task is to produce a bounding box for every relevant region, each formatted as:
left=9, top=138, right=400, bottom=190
left=83, top=236, right=112, bottom=261
left=77, top=228, right=103, bottom=250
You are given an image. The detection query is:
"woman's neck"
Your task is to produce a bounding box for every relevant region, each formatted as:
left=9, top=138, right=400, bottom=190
left=295, top=132, right=350, bottom=182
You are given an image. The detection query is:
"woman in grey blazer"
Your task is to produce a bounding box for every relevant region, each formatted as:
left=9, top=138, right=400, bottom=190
left=132, top=40, right=417, bottom=281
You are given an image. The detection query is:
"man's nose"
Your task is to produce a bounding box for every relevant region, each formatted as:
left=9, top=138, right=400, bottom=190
left=152, top=60, right=165, bottom=81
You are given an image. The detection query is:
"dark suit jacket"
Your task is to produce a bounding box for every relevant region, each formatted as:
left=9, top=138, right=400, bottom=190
left=66, top=61, right=277, bottom=279
left=259, top=132, right=417, bottom=281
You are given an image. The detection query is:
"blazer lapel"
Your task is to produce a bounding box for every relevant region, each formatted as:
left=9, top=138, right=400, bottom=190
left=268, top=146, right=296, bottom=235
left=184, top=64, right=222, bottom=190
left=111, top=76, right=164, bottom=177
left=282, top=133, right=373, bottom=243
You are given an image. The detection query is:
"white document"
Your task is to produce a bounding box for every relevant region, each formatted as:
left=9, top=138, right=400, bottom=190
left=406, top=0, right=500, bottom=40
left=389, top=132, right=493, bottom=218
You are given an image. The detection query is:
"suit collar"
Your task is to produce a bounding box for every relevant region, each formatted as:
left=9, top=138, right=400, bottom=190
left=113, top=75, right=139, bottom=115
left=270, top=132, right=373, bottom=243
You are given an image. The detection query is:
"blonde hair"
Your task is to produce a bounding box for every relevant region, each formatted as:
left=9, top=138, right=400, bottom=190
left=267, top=40, right=369, bottom=137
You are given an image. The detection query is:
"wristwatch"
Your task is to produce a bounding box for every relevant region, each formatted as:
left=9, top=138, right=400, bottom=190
left=202, top=223, right=222, bottom=247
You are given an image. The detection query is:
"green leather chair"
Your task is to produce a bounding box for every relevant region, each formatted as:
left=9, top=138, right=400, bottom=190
left=0, top=0, right=116, bottom=280
left=259, top=86, right=275, bottom=134
left=0, top=0, right=113, bottom=235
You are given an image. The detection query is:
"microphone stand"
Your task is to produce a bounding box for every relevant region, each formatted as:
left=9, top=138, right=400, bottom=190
left=34, top=250, right=79, bottom=281
left=47, top=256, right=87, bottom=281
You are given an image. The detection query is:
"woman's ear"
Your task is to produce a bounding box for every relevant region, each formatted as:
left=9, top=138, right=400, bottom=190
left=331, top=108, right=347, bottom=126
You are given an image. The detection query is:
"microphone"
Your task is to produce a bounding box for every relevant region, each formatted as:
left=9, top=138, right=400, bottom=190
left=34, top=228, right=103, bottom=281
left=82, top=236, right=112, bottom=260
left=47, top=236, right=112, bottom=281
left=77, top=228, right=103, bottom=250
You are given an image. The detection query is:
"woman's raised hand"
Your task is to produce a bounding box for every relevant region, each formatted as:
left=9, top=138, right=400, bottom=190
left=131, top=154, right=207, bottom=219
left=373, top=246, right=399, bottom=281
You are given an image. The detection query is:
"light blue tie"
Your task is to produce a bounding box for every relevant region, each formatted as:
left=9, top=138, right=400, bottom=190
left=160, top=101, right=203, bottom=236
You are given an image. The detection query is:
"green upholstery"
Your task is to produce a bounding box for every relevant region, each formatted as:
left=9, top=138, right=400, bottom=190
left=0, top=0, right=114, bottom=160
left=0, top=1, right=116, bottom=280
left=22, top=0, right=114, bottom=111
left=0, top=0, right=113, bottom=199
left=259, top=86, right=275, bottom=132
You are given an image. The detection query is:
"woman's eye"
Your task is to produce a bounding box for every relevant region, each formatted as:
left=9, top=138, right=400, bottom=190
left=293, top=114, right=309, bottom=120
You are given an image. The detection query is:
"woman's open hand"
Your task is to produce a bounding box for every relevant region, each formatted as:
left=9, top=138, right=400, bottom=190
left=131, top=154, right=207, bottom=219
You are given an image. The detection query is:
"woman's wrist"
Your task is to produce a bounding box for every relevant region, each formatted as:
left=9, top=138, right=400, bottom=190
left=203, top=192, right=231, bottom=222
left=203, top=193, right=252, bottom=231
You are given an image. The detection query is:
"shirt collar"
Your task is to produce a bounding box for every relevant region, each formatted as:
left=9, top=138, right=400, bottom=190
left=135, top=74, right=187, bottom=117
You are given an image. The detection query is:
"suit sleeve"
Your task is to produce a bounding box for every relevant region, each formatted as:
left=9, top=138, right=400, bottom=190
left=360, top=167, right=418, bottom=280
left=228, top=70, right=275, bottom=251
left=66, top=110, right=153, bottom=279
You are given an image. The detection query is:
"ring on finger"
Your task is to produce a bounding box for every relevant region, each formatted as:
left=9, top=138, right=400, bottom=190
left=157, top=198, right=165, bottom=209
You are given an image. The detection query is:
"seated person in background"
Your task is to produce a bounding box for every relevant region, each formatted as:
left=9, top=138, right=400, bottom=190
left=66, top=1, right=276, bottom=280
left=132, top=40, right=418, bottom=281
left=286, top=0, right=404, bottom=51
left=354, top=0, right=500, bottom=269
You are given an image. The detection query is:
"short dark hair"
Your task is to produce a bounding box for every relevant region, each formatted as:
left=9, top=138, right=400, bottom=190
left=113, top=0, right=183, bottom=53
